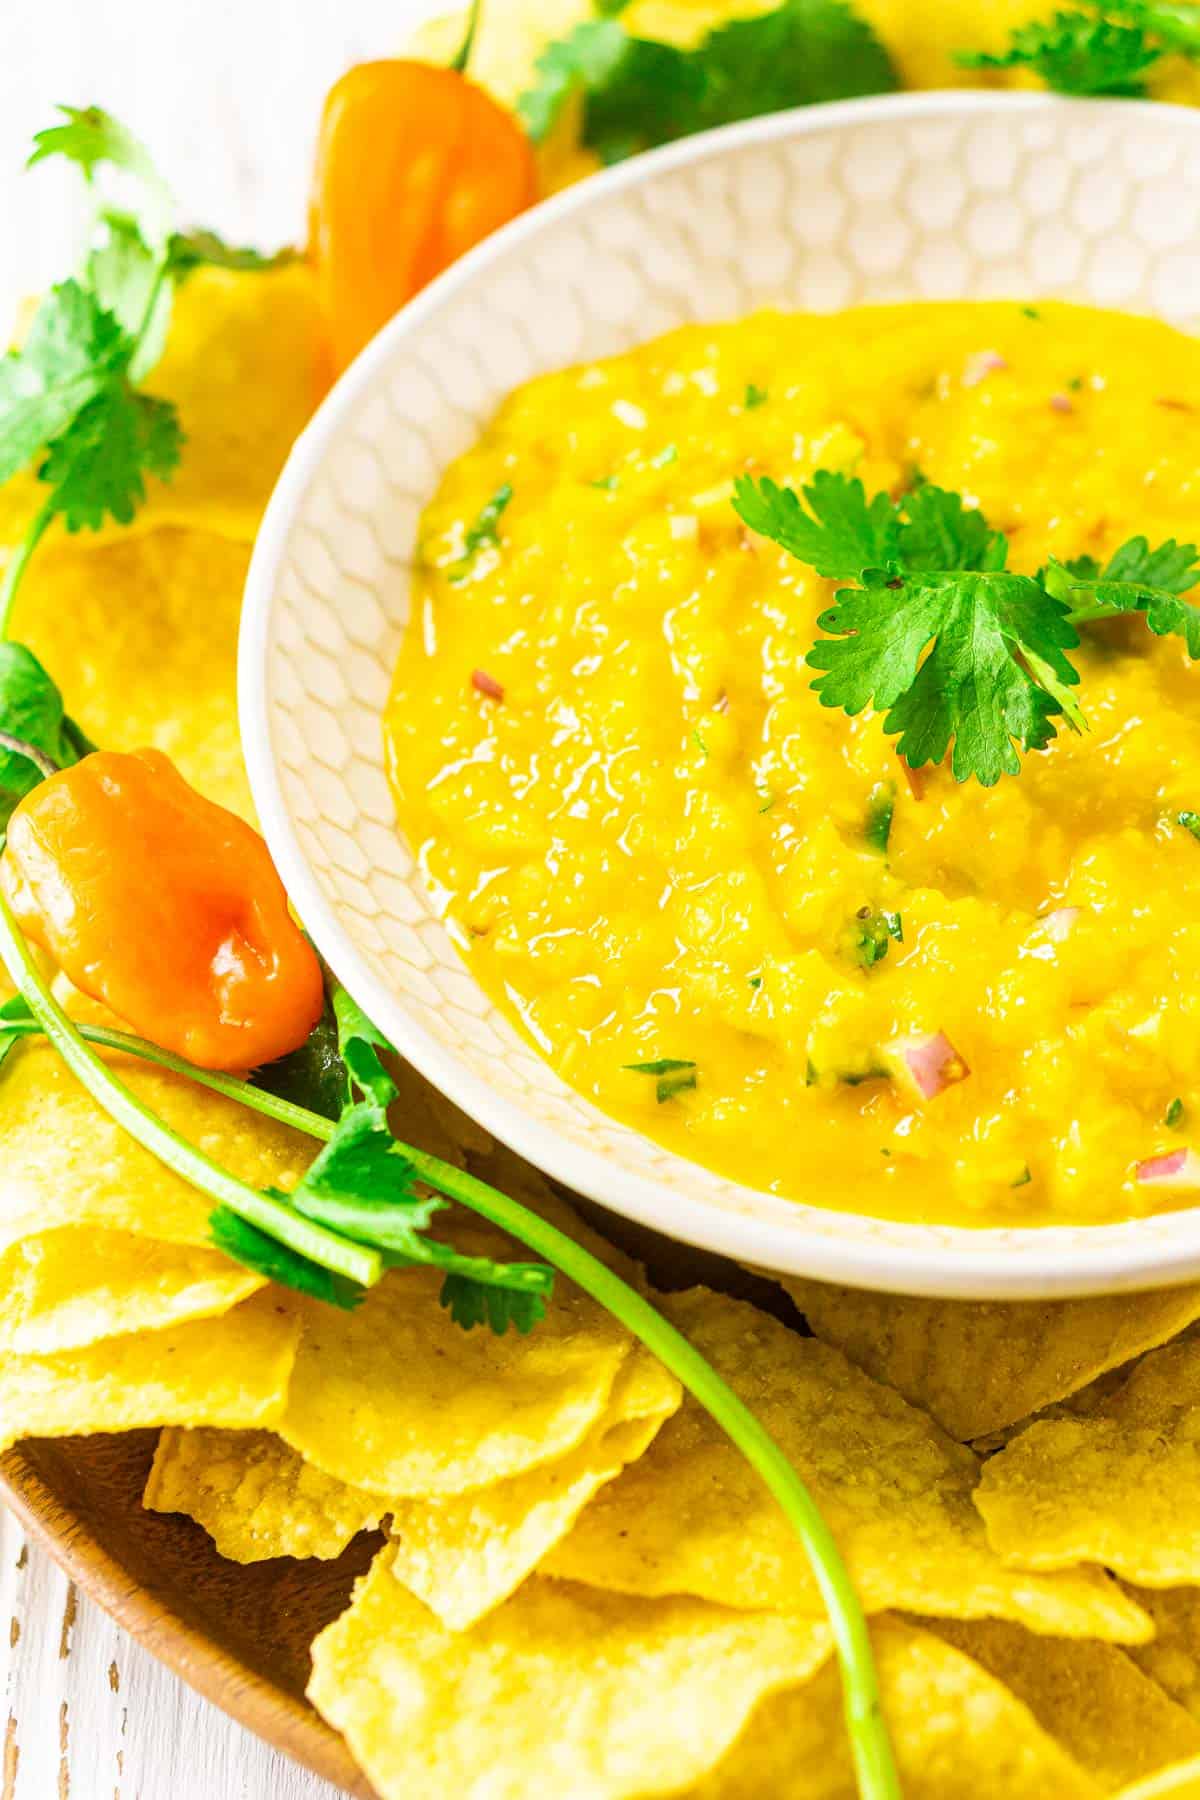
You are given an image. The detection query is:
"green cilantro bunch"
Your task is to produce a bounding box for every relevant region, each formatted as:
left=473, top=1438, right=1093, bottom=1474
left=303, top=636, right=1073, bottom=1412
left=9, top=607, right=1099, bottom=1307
left=957, top=1, right=1200, bottom=95
left=734, top=470, right=1200, bottom=785
left=0, top=106, right=289, bottom=637
left=519, top=0, right=898, bottom=163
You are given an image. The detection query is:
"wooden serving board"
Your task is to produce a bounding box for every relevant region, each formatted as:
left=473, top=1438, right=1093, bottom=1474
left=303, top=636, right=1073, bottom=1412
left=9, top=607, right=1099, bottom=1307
left=0, top=1435, right=378, bottom=1796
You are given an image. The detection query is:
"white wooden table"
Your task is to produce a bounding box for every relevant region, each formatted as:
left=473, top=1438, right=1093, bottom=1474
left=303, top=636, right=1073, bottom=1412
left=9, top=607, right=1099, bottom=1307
left=0, top=3, right=441, bottom=1793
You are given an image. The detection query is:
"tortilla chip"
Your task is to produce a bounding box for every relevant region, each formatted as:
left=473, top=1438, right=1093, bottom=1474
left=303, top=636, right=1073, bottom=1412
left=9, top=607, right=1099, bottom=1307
left=8, top=526, right=254, bottom=820
left=144, top=1426, right=384, bottom=1562
left=0, top=1288, right=299, bottom=1452
left=544, top=1289, right=1150, bottom=1643
left=924, top=1617, right=1200, bottom=1791
left=686, top=1615, right=1101, bottom=1800
left=976, top=1339, right=1200, bottom=1586
left=277, top=1231, right=637, bottom=1498
left=0, top=1032, right=311, bottom=1255
left=142, top=1338, right=678, bottom=1597
left=783, top=1275, right=1200, bottom=1442
left=389, top=1054, right=492, bottom=1167
left=1124, top=1585, right=1200, bottom=1722
left=385, top=1342, right=681, bottom=1627
left=0, top=1229, right=262, bottom=1354
left=1119, top=1759, right=1200, bottom=1800
left=308, top=1552, right=831, bottom=1800
left=0, top=264, right=321, bottom=556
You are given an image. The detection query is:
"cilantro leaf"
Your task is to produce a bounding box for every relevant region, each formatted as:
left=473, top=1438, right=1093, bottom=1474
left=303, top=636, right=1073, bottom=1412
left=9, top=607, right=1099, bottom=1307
left=733, top=471, right=900, bottom=578
left=287, top=1103, right=435, bottom=1225
left=85, top=212, right=173, bottom=372
left=208, top=1207, right=364, bottom=1309
left=29, top=104, right=174, bottom=248
left=519, top=0, right=897, bottom=160
left=331, top=981, right=398, bottom=1108
left=626, top=1057, right=698, bottom=1101
left=897, top=482, right=1008, bottom=573
left=0, top=643, right=90, bottom=826
left=286, top=1101, right=554, bottom=1330
left=1046, top=535, right=1200, bottom=656
left=810, top=567, right=1081, bottom=785
left=739, top=472, right=1088, bottom=783
left=864, top=781, right=894, bottom=853
left=440, top=1272, right=551, bottom=1336
left=957, top=2, right=1200, bottom=94
left=0, top=282, right=126, bottom=485
left=452, top=483, right=514, bottom=579
left=693, top=0, right=898, bottom=126
left=957, top=9, right=1162, bottom=94
left=39, top=385, right=182, bottom=531
left=251, top=988, right=350, bottom=1122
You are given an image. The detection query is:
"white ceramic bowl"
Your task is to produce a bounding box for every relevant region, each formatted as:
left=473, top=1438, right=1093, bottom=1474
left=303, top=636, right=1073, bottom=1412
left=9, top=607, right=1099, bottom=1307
left=242, top=91, right=1200, bottom=1300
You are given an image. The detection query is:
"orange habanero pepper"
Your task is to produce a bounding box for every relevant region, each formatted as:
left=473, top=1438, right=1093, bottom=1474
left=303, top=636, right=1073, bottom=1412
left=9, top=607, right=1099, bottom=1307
left=0, top=748, right=324, bottom=1072
left=309, top=15, right=537, bottom=376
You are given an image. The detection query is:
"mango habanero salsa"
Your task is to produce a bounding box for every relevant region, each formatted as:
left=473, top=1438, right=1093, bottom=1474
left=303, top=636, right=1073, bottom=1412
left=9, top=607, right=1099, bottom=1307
left=385, top=302, right=1200, bottom=1228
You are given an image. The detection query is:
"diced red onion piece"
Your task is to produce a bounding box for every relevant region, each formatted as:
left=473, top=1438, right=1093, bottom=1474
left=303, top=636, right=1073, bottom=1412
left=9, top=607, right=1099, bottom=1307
left=1136, top=1148, right=1200, bottom=1189
left=1049, top=393, right=1074, bottom=415
left=883, top=1031, right=970, bottom=1103
left=471, top=669, right=504, bottom=702
left=963, top=351, right=1008, bottom=388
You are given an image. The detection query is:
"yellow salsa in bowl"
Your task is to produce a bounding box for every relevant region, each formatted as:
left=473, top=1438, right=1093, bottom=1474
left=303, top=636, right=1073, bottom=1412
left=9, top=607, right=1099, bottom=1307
left=385, top=301, right=1200, bottom=1229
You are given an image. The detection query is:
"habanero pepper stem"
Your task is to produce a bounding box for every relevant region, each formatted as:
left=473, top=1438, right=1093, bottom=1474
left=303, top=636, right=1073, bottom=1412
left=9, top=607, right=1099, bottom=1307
left=450, top=0, right=483, bottom=73
left=0, top=880, right=379, bottom=1290
left=0, top=1003, right=899, bottom=1800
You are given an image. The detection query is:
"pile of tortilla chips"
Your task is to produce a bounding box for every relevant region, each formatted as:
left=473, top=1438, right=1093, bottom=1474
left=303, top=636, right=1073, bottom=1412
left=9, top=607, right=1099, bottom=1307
left=9, top=10, right=1200, bottom=1794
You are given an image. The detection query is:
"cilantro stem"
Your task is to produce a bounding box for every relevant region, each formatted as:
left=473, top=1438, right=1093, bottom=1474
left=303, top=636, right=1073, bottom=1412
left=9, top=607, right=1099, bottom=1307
left=0, top=883, right=379, bottom=1288
left=0, top=497, right=56, bottom=640
left=0, top=1000, right=898, bottom=1798
left=402, top=1150, right=899, bottom=1800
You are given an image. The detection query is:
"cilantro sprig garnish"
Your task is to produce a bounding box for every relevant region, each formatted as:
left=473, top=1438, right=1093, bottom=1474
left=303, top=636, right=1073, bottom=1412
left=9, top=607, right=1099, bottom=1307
left=734, top=470, right=1200, bottom=785
left=226, top=979, right=555, bottom=1329
left=518, top=0, right=897, bottom=163
left=1043, top=537, right=1200, bottom=652
left=957, top=2, right=1200, bottom=95
left=0, top=106, right=290, bottom=636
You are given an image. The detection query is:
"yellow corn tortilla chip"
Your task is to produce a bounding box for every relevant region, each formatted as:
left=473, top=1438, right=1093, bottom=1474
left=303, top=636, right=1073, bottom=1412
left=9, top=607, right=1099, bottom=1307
left=142, top=1339, right=678, bottom=1596
left=0, top=263, right=321, bottom=555
left=8, top=525, right=254, bottom=821
left=385, top=1341, right=681, bottom=1627
left=277, top=1228, right=637, bottom=1498
left=0, top=1288, right=299, bottom=1452
left=1120, top=1760, right=1200, bottom=1800
left=783, top=1275, right=1200, bottom=1442
left=686, top=1615, right=1102, bottom=1800
left=0, top=1229, right=262, bottom=1355
left=144, top=1427, right=384, bottom=1562
left=0, top=1032, right=311, bottom=1255
left=544, top=1289, right=1151, bottom=1643
left=309, top=1552, right=832, bottom=1800
left=1123, top=1585, right=1200, bottom=1722
left=924, top=1617, right=1200, bottom=1791
left=976, top=1339, right=1200, bottom=1586
left=389, top=1054, right=492, bottom=1167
